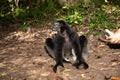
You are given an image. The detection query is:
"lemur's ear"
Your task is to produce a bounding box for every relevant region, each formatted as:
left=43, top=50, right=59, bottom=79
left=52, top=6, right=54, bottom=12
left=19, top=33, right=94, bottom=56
left=57, top=20, right=66, bottom=26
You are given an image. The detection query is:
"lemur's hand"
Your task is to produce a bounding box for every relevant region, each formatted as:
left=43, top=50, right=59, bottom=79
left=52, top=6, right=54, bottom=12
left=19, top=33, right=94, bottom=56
left=105, top=29, right=120, bottom=44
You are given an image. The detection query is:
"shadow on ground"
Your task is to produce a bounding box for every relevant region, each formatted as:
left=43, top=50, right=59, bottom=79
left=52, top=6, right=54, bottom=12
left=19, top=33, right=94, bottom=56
left=0, top=25, right=120, bottom=80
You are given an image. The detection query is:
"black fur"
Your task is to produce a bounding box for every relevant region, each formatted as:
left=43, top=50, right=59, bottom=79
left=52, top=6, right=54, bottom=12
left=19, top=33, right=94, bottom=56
left=45, top=33, right=65, bottom=72
left=45, top=20, right=89, bottom=72
left=79, top=35, right=88, bottom=52
left=56, top=20, right=89, bottom=69
left=44, top=38, right=54, bottom=58
left=53, top=34, right=65, bottom=72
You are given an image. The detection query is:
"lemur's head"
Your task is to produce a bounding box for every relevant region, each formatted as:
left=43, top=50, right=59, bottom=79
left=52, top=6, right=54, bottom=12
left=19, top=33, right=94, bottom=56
left=52, top=20, right=68, bottom=33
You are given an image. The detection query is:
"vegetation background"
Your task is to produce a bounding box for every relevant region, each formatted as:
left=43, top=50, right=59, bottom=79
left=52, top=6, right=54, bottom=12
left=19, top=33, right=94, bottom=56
left=0, top=0, right=120, bottom=32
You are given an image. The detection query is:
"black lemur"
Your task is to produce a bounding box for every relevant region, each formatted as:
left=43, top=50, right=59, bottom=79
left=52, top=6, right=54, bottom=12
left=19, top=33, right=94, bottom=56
left=45, top=20, right=89, bottom=72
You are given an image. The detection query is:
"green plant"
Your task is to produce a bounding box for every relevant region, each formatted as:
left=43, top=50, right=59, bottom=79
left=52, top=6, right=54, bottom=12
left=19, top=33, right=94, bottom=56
left=13, top=8, right=29, bottom=20
left=89, top=8, right=111, bottom=30
left=59, top=0, right=92, bottom=25
left=32, top=0, right=60, bottom=20
left=67, top=11, right=83, bottom=24
left=21, top=21, right=30, bottom=32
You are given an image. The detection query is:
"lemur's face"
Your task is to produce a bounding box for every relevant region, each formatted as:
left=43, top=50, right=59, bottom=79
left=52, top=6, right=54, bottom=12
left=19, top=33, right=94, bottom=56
left=52, top=22, right=61, bottom=32
left=52, top=20, right=67, bottom=34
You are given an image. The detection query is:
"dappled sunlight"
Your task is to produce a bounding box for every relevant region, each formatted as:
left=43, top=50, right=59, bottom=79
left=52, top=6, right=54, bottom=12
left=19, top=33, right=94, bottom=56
left=0, top=27, right=119, bottom=79
left=0, top=25, right=120, bottom=80
left=0, top=0, right=120, bottom=79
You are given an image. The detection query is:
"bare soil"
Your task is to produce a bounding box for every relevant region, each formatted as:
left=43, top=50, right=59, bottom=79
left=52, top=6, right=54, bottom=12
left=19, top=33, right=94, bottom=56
left=0, top=24, right=120, bottom=80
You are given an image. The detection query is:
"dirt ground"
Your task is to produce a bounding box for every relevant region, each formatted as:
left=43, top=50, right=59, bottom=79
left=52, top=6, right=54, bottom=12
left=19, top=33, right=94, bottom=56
left=0, top=24, right=120, bottom=80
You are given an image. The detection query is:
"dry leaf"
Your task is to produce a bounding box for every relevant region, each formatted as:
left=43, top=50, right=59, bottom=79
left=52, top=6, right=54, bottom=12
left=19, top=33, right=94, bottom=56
left=111, top=76, right=120, bottom=80
left=81, top=74, right=86, bottom=78
left=1, top=72, right=7, bottom=76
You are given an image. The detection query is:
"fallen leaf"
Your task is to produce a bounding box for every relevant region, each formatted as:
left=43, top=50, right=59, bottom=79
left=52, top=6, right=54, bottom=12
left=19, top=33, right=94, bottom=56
left=111, top=76, right=120, bottom=80
left=1, top=72, right=7, bottom=76
left=55, top=75, right=64, bottom=80
left=111, top=62, right=117, bottom=66
left=41, top=72, right=50, bottom=77
left=88, top=75, right=94, bottom=80
left=111, top=59, right=119, bottom=62
left=81, top=74, right=85, bottom=78
left=63, top=69, right=71, bottom=72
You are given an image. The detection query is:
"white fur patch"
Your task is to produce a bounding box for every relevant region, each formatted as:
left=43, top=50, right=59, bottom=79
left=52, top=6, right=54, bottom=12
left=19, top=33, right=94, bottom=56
left=72, top=49, right=77, bottom=61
